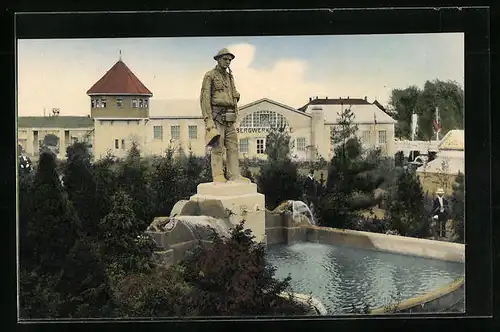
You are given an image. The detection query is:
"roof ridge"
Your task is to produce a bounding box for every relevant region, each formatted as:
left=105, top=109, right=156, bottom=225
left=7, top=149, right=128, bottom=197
left=86, top=60, right=152, bottom=95
left=124, top=62, right=147, bottom=95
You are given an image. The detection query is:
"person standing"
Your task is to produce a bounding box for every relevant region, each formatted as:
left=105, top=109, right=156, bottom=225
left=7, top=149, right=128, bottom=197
left=432, top=188, right=449, bottom=237
left=200, top=48, right=250, bottom=183
left=304, top=169, right=319, bottom=209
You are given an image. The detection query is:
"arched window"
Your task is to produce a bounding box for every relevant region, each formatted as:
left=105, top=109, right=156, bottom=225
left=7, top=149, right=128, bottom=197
left=239, top=110, right=289, bottom=128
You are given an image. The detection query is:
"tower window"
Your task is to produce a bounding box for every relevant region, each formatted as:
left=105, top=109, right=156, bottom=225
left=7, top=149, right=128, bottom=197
left=116, top=97, right=123, bottom=108
left=91, top=99, right=95, bottom=108
left=132, top=99, right=138, bottom=108
left=144, top=99, right=149, bottom=108
left=121, top=139, right=125, bottom=150
left=138, top=99, right=143, bottom=108
left=101, top=98, right=107, bottom=108
left=114, top=139, right=119, bottom=149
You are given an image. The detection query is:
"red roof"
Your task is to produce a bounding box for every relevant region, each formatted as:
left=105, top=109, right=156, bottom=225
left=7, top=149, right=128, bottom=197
left=86, top=60, right=153, bottom=96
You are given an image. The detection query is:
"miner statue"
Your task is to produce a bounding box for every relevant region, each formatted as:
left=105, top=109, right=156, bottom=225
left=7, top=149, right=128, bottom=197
left=200, top=48, right=251, bottom=183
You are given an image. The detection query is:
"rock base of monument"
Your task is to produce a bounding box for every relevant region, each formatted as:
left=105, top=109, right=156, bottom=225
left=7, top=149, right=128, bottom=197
left=190, top=181, right=266, bottom=244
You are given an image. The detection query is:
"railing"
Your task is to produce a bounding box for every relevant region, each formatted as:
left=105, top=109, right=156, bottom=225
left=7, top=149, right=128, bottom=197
left=394, top=140, right=440, bottom=153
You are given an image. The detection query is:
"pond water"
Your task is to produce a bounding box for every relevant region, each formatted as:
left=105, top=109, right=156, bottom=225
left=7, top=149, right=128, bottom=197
left=266, top=242, right=464, bottom=314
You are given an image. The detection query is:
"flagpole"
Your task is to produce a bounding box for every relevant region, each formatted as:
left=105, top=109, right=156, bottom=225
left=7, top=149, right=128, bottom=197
left=436, top=106, right=439, bottom=141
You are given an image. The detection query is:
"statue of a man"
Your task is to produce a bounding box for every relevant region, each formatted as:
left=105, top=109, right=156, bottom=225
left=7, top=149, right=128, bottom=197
left=200, top=48, right=250, bottom=183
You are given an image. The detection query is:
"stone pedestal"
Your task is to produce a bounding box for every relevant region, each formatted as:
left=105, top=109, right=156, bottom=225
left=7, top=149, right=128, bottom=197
left=190, top=181, right=266, bottom=244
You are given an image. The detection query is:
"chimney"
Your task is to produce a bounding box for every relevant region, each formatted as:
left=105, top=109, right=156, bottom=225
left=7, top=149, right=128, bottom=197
left=364, top=96, right=367, bottom=101
left=339, top=97, right=342, bottom=100
left=347, top=96, right=350, bottom=99
left=316, top=96, right=318, bottom=99
left=325, top=96, right=328, bottom=100
left=309, top=97, right=312, bottom=102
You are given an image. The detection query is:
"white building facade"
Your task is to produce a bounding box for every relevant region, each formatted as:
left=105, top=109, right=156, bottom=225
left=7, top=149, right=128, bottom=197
left=18, top=60, right=398, bottom=162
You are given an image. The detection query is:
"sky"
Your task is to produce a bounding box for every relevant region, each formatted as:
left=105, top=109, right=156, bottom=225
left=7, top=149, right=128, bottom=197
left=17, top=33, right=464, bottom=117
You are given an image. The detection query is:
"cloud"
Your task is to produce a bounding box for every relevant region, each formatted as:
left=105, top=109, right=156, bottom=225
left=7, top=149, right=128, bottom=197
left=223, top=43, right=329, bottom=108
left=17, top=36, right=464, bottom=117
left=142, top=42, right=330, bottom=112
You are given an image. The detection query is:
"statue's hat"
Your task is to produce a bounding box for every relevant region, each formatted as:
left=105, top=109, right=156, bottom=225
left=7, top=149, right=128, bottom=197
left=214, top=48, right=235, bottom=60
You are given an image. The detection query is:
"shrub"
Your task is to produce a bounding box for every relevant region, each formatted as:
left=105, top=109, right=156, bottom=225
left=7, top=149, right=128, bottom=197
left=257, top=125, right=305, bottom=210
left=110, top=265, right=198, bottom=317
left=317, top=138, right=384, bottom=228
left=179, top=221, right=308, bottom=316
left=385, top=168, right=429, bottom=237
left=257, top=159, right=304, bottom=210
left=450, top=172, right=465, bottom=243
left=348, top=215, right=389, bottom=234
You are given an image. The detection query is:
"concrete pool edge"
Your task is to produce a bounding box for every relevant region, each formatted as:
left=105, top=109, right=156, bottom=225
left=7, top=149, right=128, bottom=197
left=369, top=277, right=465, bottom=314
left=265, top=224, right=465, bottom=314
left=266, top=225, right=464, bottom=263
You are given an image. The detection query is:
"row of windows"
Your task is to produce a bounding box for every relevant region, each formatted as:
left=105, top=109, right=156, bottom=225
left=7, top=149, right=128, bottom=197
left=238, top=138, right=265, bottom=154
left=239, top=110, right=289, bottom=128
left=91, top=97, right=149, bottom=109
left=361, top=130, right=387, bottom=144
left=238, top=137, right=307, bottom=154
left=153, top=125, right=198, bottom=141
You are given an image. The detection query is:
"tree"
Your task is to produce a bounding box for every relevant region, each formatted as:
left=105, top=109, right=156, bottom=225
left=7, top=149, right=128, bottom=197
left=116, top=142, right=154, bottom=231
left=415, top=80, right=464, bottom=140
left=433, top=158, right=451, bottom=193
left=150, top=147, right=185, bottom=218
left=240, top=157, right=255, bottom=183
left=257, top=125, right=303, bottom=210
left=394, top=151, right=405, bottom=167
left=388, top=85, right=421, bottom=139
left=265, top=123, right=294, bottom=162
left=178, top=146, right=207, bottom=196
left=19, top=152, right=80, bottom=318
left=99, top=189, right=156, bottom=274
left=317, top=138, right=384, bottom=228
left=331, top=107, right=359, bottom=148
left=450, top=171, right=465, bottom=243
left=63, top=142, right=101, bottom=237
left=91, top=152, right=120, bottom=227
left=21, top=151, right=79, bottom=273
left=317, top=108, right=383, bottom=228
left=385, top=169, right=429, bottom=237
left=388, top=80, right=464, bottom=140
left=179, top=221, right=307, bottom=316
left=42, top=133, right=60, bottom=155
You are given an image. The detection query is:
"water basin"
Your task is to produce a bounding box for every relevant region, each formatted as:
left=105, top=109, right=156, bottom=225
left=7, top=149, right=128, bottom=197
left=266, top=242, right=464, bottom=314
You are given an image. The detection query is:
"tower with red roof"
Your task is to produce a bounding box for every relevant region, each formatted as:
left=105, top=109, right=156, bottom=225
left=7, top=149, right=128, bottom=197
left=86, top=59, right=153, bottom=119
left=86, top=57, right=153, bottom=158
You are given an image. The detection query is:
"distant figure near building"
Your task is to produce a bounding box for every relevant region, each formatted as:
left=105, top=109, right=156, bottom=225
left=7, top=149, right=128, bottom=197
left=432, top=187, right=449, bottom=237
left=304, top=169, right=319, bottom=209
left=200, top=48, right=250, bottom=183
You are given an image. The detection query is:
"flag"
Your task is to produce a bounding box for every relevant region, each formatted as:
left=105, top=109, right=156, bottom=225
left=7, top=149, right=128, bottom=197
left=411, top=113, right=418, bottom=140
left=432, top=119, right=440, bottom=132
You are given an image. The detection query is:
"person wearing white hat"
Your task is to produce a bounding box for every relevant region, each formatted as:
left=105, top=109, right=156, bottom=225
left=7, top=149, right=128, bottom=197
left=432, top=187, right=449, bottom=237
